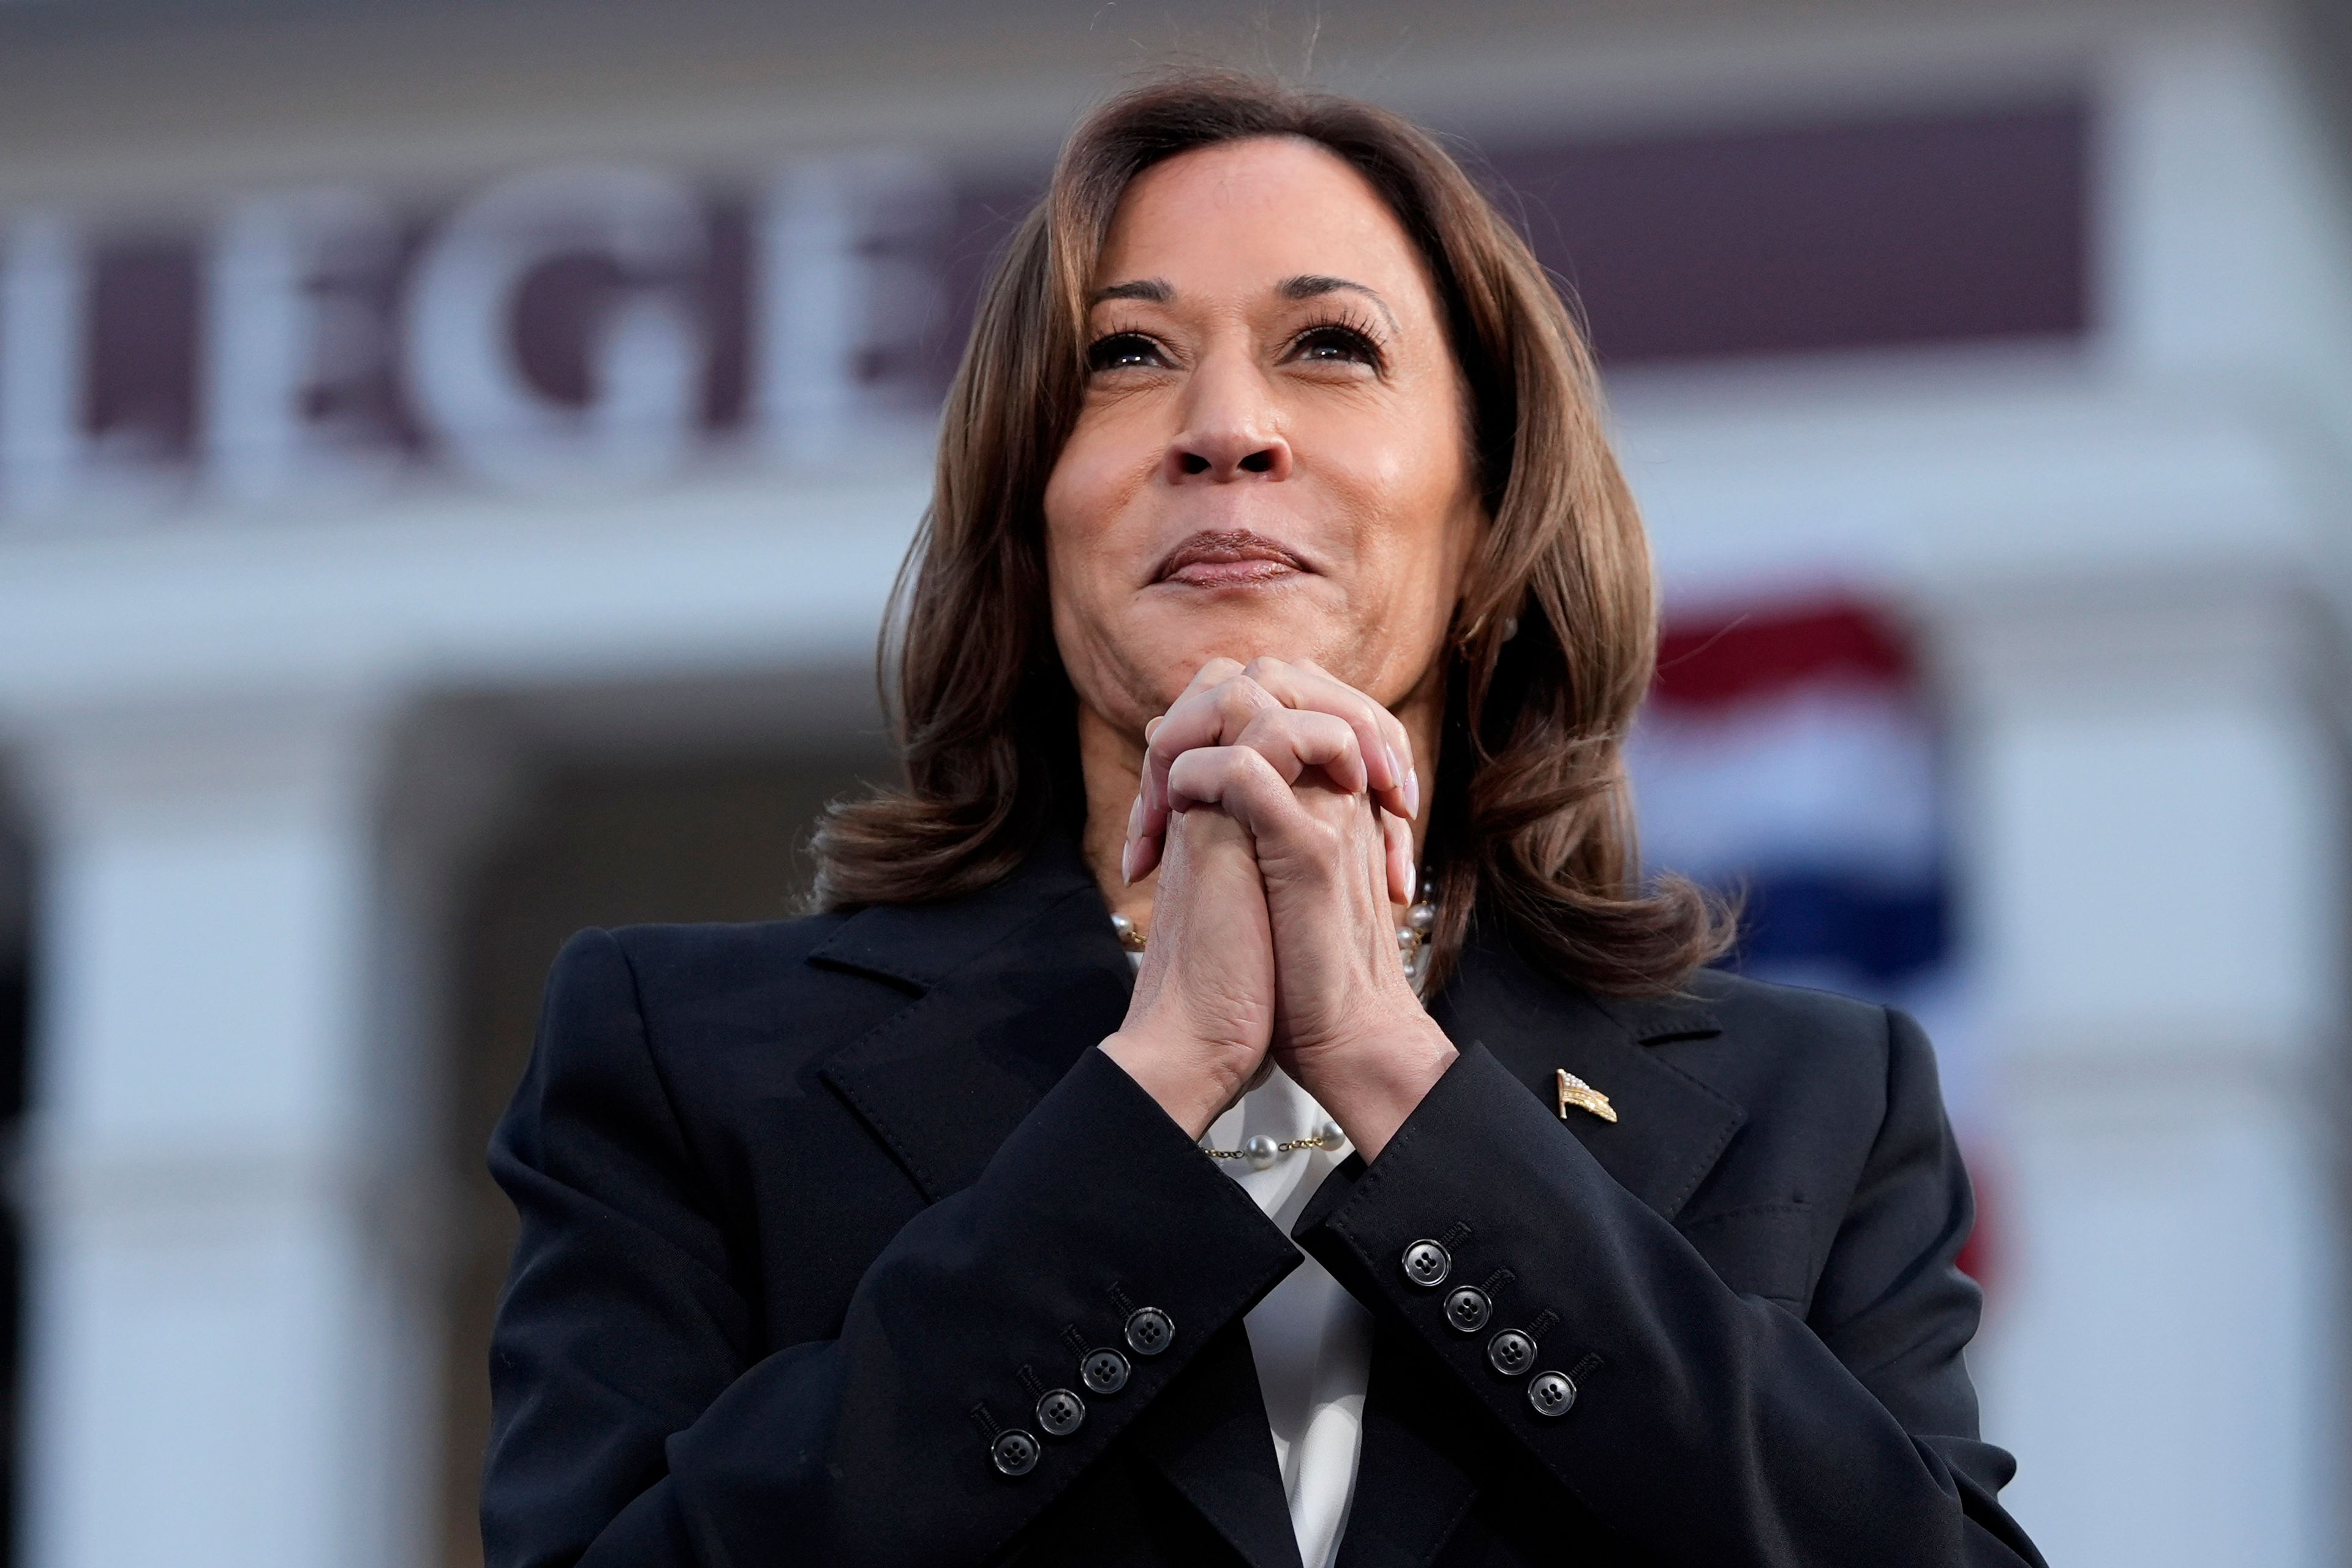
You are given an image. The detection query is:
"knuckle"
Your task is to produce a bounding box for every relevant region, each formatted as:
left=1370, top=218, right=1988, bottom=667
left=1241, top=749, right=1288, bottom=790
left=1313, top=710, right=1357, bottom=745
left=1235, top=711, right=1287, bottom=748
left=1216, top=680, right=1270, bottom=723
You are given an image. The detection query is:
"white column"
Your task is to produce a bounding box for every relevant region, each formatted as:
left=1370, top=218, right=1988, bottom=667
left=13, top=693, right=510, bottom=1568
left=1947, top=573, right=2345, bottom=1568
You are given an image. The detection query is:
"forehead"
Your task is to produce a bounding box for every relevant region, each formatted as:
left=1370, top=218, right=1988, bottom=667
left=1094, top=135, right=1432, bottom=307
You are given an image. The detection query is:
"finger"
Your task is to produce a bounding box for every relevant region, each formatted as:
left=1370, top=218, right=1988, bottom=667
left=1164, top=656, right=1248, bottom=741
left=1135, top=713, right=1169, bottom=867
left=1186, top=655, right=1250, bottom=693
left=1244, top=657, right=1417, bottom=820
left=1165, top=745, right=1302, bottom=840
left=1143, top=669, right=1267, bottom=818
left=1140, top=674, right=1280, bottom=835
left=1139, top=690, right=1368, bottom=881
left=1168, top=746, right=1379, bottom=909
left=1142, top=654, right=1246, bottom=786
left=1231, top=707, right=1368, bottom=793
left=1381, top=806, right=1415, bottom=908
left=1245, top=655, right=1413, bottom=815
left=1292, top=658, right=1417, bottom=816
left=1123, top=790, right=1163, bottom=885
left=1139, top=656, right=1422, bottom=873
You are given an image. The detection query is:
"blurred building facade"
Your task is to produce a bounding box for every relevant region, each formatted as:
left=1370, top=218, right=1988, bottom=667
left=0, top=1, right=2348, bottom=1564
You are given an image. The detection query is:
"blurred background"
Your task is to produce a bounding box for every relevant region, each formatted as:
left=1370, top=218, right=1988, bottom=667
left=0, top=0, right=2343, bottom=1563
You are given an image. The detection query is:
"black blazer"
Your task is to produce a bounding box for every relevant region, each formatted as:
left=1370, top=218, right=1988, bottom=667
left=483, top=834, right=2046, bottom=1568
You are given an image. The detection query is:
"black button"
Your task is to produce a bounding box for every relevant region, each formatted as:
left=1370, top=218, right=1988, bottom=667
left=992, top=1428, right=1041, bottom=1476
left=1401, top=1239, right=1452, bottom=1288
left=1487, top=1328, right=1536, bottom=1376
left=1125, top=1306, right=1174, bottom=1357
left=1036, top=1388, right=1085, bottom=1437
left=1443, top=1286, right=1491, bottom=1333
left=1080, top=1348, right=1130, bottom=1394
left=1528, top=1370, right=1577, bottom=1418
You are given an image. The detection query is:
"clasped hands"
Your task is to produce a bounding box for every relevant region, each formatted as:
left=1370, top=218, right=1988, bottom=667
left=1100, top=656, right=1458, bottom=1163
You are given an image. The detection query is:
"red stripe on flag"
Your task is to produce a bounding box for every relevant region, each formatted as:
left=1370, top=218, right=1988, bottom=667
left=1654, top=600, right=1915, bottom=712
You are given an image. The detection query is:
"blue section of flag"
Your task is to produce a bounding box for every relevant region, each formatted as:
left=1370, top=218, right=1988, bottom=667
left=1717, top=868, right=1949, bottom=989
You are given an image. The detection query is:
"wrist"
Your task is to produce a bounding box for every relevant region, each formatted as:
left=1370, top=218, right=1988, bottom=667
left=1294, top=1016, right=1457, bottom=1163
left=1099, top=1030, right=1250, bottom=1140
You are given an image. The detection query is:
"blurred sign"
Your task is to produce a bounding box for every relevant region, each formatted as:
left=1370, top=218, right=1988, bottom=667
left=0, top=104, right=2082, bottom=519
left=0, top=155, right=974, bottom=513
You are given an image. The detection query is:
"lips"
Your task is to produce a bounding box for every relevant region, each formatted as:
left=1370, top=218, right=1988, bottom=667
left=1151, top=530, right=1312, bottom=588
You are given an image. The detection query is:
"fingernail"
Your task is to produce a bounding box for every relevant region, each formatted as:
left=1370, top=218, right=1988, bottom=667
left=1127, top=793, right=1144, bottom=835
left=1120, top=838, right=1136, bottom=884
left=1406, top=861, right=1417, bottom=903
left=1383, top=743, right=1401, bottom=788
left=1406, top=767, right=1422, bottom=818
left=1145, top=715, right=1163, bottom=742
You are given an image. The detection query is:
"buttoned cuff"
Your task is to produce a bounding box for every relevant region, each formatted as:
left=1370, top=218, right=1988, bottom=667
left=1292, top=1044, right=1613, bottom=1433
left=674, top=1046, right=1306, bottom=1566
left=918, top=1044, right=1304, bottom=1485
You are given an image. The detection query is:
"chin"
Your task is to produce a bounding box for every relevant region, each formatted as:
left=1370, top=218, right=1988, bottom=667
left=1145, top=625, right=1339, bottom=697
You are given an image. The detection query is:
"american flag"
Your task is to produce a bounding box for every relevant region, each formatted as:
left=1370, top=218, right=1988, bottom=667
left=1629, top=594, right=1995, bottom=1288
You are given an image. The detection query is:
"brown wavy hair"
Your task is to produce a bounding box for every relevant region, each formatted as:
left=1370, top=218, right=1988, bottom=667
left=813, top=69, right=1730, bottom=996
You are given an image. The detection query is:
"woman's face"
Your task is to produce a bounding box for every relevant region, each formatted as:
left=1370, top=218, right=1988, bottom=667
left=1043, top=135, right=1485, bottom=741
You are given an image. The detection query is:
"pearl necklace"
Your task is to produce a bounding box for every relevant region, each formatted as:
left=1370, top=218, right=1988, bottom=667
left=1207, top=1118, right=1348, bottom=1170
left=1109, top=886, right=1438, bottom=1167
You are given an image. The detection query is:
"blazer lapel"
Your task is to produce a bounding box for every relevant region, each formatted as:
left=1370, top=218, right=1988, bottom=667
left=807, top=836, right=1303, bottom=1568
left=1427, top=933, right=1746, bottom=1224
left=808, top=834, right=1134, bottom=1203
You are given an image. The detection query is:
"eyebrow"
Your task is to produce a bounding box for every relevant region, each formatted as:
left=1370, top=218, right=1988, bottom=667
left=1090, top=279, right=1172, bottom=304
left=1279, top=274, right=1401, bottom=334
left=1087, top=273, right=1403, bottom=334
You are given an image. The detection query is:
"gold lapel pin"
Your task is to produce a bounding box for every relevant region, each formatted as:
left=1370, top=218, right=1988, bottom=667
left=1557, top=1068, right=1617, bottom=1124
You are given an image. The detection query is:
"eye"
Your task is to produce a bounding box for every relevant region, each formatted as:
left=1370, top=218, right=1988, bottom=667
left=1087, top=331, right=1167, bottom=374
left=1289, top=323, right=1383, bottom=370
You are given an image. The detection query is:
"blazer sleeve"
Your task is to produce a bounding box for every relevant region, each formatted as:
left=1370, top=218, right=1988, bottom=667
left=1292, top=1009, right=2047, bottom=1568
left=481, top=929, right=1302, bottom=1568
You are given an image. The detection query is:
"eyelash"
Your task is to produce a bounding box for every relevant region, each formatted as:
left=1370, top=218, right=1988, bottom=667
left=1287, top=311, right=1388, bottom=371
left=1082, top=311, right=1389, bottom=375
left=1084, top=326, right=1166, bottom=374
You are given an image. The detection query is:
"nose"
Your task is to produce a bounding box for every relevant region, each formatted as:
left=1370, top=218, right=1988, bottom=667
left=1163, top=361, right=1292, bottom=484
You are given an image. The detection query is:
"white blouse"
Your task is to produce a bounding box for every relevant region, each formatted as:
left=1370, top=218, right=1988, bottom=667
left=1201, top=1064, right=1376, bottom=1568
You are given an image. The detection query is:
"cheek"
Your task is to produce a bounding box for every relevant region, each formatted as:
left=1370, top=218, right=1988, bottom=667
left=1044, top=415, right=1153, bottom=560
left=1333, top=409, right=1482, bottom=692
left=1319, top=401, right=1477, bottom=590
left=1041, top=423, right=1155, bottom=689
left=1040, top=474, right=1100, bottom=665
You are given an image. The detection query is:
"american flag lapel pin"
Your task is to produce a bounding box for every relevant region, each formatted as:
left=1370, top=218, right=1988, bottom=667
left=1556, top=1068, right=1618, bottom=1124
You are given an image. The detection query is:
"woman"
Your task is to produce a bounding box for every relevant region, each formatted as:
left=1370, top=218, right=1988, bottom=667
left=483, top=72, right=2046, bottom=1568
